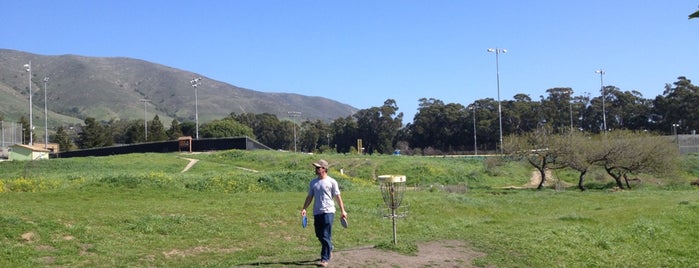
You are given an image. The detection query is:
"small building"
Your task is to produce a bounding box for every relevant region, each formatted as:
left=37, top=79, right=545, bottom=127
left=178, top=136, right=193, bottom=153
left=9, top=144, right=51, bottom=161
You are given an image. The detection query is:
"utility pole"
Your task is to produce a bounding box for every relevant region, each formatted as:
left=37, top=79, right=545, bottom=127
left=140, top=99, right=150, bottom=141
left=288, top=111, right=301, bottom=152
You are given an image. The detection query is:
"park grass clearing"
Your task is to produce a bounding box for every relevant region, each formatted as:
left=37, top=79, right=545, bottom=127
left=0, top=150, right=698, bottom=267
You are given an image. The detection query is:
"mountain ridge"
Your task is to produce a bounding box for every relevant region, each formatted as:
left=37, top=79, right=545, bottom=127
left=0, top=49, right=357, bottom=127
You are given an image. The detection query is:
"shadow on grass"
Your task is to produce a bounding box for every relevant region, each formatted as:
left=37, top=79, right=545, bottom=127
left=237, top=258, right=320, bottom=267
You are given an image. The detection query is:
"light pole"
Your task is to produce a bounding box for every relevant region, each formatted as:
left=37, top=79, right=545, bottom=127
left=43, top=76, right=49, bottom=148
left=595, top=69, right=607, bottom=133
left=23, top=62, right=33, bottom=145
left=487, top=48, right=506, bottom=154
left=140, top=99, right=150, bottom=141
left=190, top=77, right=202, bottom=139
left=288, top=111, right=301, bottom=152
left=469, top=105, right=478, bottom=155
left=672, top=123, right=680, bottom=150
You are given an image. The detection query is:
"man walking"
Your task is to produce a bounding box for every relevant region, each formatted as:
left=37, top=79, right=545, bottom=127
left=301, top=159, right=347, bottom=267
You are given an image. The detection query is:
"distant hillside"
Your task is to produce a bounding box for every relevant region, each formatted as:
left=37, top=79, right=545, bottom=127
left=0, top=49, right=357, bottom=127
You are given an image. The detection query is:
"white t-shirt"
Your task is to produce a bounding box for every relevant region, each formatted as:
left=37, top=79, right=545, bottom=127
left=308, top=176, right=341, bottom=216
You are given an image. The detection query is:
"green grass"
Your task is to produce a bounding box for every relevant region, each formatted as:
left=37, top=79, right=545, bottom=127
left=0, top=150, right=698, bottom=267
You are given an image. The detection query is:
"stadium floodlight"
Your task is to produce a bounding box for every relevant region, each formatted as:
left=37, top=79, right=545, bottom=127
left=44, top=76, right=49, bottom=148
left=190, top=77, right=202, bottom=139
left=595, top=69, right=607, bottom=133
left=487, top=48, right=506, bottom=154
left=24, top=62, right=33, bottom=145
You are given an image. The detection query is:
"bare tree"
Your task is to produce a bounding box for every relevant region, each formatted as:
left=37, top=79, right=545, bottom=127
left=597, top=131, right=680, bottom=189
left=504, top=126, right=566, bottom=189
left=555, top=131, right=603, bottom=191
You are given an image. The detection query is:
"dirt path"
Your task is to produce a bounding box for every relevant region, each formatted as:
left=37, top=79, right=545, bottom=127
left=500, top=169, right=554, bottom=189
left=328, top=240, right=486, bottom=268
left=237, top=240, right=487, bottom=267
left=180, top=158, right=199, bottom=173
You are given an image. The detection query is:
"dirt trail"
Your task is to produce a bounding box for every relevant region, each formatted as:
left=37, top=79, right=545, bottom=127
left=328, top=240, right=486, bottom=267
left=500, top=169, right=553, bottom=189
left=237, top=240, right=487, bottom=267
left=180, top=158, right=199, bottom=173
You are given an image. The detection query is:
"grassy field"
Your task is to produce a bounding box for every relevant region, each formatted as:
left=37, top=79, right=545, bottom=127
left=0, top=150, right=697, bottom=267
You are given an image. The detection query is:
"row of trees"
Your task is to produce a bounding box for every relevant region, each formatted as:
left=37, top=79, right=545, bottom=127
left=6, top=76, right=697, bottom=155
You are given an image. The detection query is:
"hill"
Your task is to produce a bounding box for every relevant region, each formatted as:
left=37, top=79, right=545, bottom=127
left=0, top=49, right=357, bottom=127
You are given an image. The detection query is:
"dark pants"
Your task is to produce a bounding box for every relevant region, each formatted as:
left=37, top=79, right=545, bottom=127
left=314, top=213, right=334, bottom=261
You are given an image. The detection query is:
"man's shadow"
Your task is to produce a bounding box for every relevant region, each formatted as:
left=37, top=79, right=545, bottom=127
left=236, top=258, right=320, bottom=267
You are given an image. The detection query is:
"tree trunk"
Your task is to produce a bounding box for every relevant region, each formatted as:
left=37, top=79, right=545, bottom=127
left=623, top=174, right=631, bottom=189
left=578, top=169, right=587, bottom=191
left=613, top=176, right=624, bottom=189
left=605, top=166, right=625, bottom=189
left=537, top=166, right=547, bottom=190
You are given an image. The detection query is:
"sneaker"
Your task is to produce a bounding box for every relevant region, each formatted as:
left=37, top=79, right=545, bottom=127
left=318, top=260, right=328, bottom=267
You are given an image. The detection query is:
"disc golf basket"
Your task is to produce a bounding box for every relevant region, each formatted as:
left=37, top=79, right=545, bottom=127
left=378, top=175, right=408, bottom=245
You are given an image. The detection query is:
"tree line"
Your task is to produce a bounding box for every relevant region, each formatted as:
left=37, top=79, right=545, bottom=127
left=6, top=76, right=697, bottom=155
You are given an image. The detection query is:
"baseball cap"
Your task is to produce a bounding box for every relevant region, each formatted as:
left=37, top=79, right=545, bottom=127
left=312, top=159, right=329, bottom=169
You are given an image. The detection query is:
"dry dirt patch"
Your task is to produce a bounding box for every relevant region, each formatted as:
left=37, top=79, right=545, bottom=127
left=328, top=240, right=486, bottom=268
left=239, top=240, right=487, bottom=267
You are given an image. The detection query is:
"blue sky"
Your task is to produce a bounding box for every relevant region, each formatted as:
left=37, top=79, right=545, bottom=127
left=2, top=1, right=699, bottom=122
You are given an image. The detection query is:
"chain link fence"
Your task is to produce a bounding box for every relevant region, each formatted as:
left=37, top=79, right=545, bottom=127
left=1, top=122, right=25, bottom=158
left=675, top=133, right=699, bottom=154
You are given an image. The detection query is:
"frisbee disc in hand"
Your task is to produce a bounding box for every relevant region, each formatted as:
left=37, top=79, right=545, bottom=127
left=302, top=215, right=307, bottom=228
left=340, top=217, right=348, bottom=228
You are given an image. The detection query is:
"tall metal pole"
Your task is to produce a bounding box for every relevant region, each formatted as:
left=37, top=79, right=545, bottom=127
left=673, top=123, right=680, bottom=152
left=595, top=69, right=607, bottom=133
left=567, top=89, right=574, bottom=131
left=470, top=105, right=477, bottom=155
left=190, top=77, right=202, bottom=139
left=24, top=62, right=33, bottom=145
left=43, top=76, right=49, bottom=148
left=140, top=99, right=150, bottom=141
left=487, top=48, right=506, bottom=154
left=288, top=111, right=301, bottom=152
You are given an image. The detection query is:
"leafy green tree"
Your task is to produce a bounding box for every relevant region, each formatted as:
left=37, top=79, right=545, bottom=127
left=409, top=98, right=468, bottom=153
left=330, top=115, right=358, bottom=153
left=542, top=87, right=575, bottom=132
left=51, top=126, right=75, bottom=152
left=200, top=117, right=254, bottom=138
left=233, top=113, right=289, bottom=149
left=148, top=115, right=168, bottom=141
left=119, top=120, right=144, bottom=144
left=507, top=94, right=539, bottom=134
left=299, top=120, right=331, bottom=152
left=472, top=98, right=500, bottom=151
left=583, top=85, right=623, bottom=133
left=109, top=119, right=132, bottom=144
left=166, top=119, right=184, bottom=140
left=571, top=93, right=590, bottom=131
left=611, top=90, right=652, bottom=130
left=77, top=117, right=113, bottom=148
left=354, top=99, right=403, bottom=154
left=652, top=77, right=699, bottom=134
left=179, top=121, right=197, bottom=138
